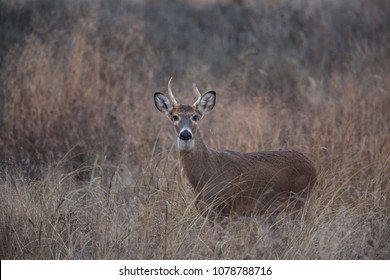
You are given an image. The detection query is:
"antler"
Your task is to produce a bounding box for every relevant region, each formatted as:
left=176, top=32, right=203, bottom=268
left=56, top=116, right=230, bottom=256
left=193, top=83, right=202, bottom=106
left=168, top=77, right=178, bottom=105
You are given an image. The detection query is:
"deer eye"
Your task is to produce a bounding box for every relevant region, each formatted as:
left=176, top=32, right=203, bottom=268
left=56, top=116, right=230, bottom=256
left=172, top=115, right=179, bottom=122
left=192, top=115, right=199, bottom=122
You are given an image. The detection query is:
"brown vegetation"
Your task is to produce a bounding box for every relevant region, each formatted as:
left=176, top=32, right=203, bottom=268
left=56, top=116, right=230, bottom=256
left=0, top=0, right=389, bottom=259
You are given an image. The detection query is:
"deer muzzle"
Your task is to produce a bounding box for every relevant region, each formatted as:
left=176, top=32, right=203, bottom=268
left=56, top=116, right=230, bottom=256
left=179, top=129, right=192, bottom=141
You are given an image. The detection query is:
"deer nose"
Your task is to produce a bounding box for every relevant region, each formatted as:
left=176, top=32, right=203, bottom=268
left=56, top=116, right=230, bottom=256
left=179, top=130, right=192, bottom=141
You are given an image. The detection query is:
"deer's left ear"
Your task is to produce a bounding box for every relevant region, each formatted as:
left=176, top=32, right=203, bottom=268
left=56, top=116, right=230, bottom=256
left=154, top=92, right=173, bottom=115
left=197, top=91, right=216, bottom=115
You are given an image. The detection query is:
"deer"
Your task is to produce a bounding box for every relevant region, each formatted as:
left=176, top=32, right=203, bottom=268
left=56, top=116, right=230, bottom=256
left=154, top=78, right=317, bottom=219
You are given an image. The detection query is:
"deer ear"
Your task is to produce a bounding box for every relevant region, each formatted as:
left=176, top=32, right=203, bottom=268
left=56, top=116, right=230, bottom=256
left=197, top=91, right=216, bottom=115
left=154, top=92, right=172, bottom=115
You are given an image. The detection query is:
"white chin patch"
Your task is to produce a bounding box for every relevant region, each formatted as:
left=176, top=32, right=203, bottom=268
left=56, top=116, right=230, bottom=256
left=177, top=138, right=195, bottom=151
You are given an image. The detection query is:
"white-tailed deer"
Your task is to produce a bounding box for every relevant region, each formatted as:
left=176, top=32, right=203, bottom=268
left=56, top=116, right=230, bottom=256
left=154, top=78, right=317, bottom=218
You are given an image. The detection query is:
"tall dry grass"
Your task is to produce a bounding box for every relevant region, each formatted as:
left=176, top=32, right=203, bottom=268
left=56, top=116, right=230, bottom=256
left=0, top=0, right=389, bottom=259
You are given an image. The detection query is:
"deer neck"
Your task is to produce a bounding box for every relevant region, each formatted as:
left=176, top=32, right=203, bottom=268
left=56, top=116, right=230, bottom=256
left=179, top=134, right=210, bottom=160
left=179, top=135, right=212, bottom=192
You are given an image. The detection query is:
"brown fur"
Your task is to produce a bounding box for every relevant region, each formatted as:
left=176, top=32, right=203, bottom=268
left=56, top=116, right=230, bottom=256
left=180, top=137, right=316, bottom=217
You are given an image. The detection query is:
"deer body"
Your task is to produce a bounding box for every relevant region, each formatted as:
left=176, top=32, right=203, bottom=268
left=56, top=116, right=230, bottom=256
left=154, top=78, right=316, bottom=217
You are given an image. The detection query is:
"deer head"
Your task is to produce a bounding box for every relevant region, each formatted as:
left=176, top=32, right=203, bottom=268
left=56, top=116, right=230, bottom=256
left=154, top=78, right=216, bottom=151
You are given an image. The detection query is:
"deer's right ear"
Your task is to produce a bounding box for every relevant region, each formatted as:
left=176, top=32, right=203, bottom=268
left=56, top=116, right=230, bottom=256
left=197, top=91, right=216, bottom=115
left=154, top=92, right=172, bottom=115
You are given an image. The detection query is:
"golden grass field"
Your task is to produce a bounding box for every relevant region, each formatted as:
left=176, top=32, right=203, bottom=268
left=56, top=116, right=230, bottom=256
left=0, top=0, right=389, bottom=259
